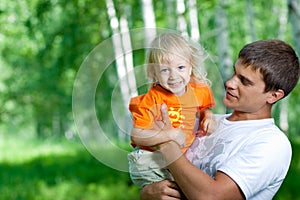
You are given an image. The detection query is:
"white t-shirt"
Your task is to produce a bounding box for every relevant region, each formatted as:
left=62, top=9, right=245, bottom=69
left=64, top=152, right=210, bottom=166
left=185, top=114, right=292, bottom=200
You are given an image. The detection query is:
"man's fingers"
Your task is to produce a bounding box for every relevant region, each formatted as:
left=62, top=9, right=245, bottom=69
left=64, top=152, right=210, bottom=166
left=140, top=180, right=181, bottom=200
left=166, top=181, right=182, bottom=199
left=167, top=180, right=179, bottom=189
left=161, top=104, right=172, bottom=127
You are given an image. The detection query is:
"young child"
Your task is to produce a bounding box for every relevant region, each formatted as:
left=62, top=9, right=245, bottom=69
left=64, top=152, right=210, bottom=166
left=128, top=32, right=216, bottom=188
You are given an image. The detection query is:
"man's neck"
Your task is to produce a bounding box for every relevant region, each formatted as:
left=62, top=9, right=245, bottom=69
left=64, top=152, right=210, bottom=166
left=228, top=110, right=272, bottom=121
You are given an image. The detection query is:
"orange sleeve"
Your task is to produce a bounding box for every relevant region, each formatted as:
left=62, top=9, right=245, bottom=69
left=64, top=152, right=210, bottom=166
left=190, top=83, right=215, bottom=111
left=129, top=88, right=163, bottom=129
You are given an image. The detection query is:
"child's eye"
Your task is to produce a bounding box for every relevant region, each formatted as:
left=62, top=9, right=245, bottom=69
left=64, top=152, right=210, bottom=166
left=178, top=65, right=186, bottom=70
left=160, top=68, right=169, bottom=73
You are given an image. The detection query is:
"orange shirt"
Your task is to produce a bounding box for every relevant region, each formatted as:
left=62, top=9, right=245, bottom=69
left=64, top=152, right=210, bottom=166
left=129, top=82, right=215, bottom=152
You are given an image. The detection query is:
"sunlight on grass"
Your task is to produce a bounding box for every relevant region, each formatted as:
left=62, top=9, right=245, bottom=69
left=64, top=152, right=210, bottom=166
left=0, top=133, right=139, bottom=200
left=0, top=133, right=81, bottom=164
left=1, top=132, right=299, bottom=200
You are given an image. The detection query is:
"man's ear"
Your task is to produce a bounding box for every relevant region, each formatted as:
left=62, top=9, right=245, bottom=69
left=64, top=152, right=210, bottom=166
left=267, top=89, right=285, bottom=104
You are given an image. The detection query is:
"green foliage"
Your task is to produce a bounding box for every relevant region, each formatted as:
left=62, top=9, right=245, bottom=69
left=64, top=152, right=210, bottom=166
left=274, top=141, right=300, bottom=200
left=0, top=0, right=299, bottom=138
left=288, top=83, right=300, bottom=141
left=0, top=1, right=300, bottom=198
left=0, top=0, right=107, bottom=136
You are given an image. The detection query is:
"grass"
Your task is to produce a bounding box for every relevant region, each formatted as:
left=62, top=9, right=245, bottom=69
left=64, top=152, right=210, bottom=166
left=1, top=132, right=300, bottom=200
left=0, top=133, right=139, bottom=200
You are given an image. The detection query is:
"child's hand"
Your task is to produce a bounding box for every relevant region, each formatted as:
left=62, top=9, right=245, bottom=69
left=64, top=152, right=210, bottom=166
left=200, top=109, right=216, bottom=135
left=201, top=117, right=216, bottom=135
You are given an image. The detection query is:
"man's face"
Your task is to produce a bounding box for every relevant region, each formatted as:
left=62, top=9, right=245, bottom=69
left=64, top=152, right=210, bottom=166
left=223, top=59, right=272, bottom=113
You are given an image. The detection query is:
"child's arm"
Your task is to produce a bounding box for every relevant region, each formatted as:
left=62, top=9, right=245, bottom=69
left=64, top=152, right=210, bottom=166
left=131, top=127, right=186, bottom=148
left=199, top=108, right=216, bottom=135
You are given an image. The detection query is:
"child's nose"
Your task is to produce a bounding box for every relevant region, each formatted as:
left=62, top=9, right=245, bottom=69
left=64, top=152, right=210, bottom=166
left=169, top=69, right=178, bottom=78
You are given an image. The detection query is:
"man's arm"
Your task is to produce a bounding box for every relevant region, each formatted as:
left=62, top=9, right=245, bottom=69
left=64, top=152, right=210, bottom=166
left=141, top=104, right=245, bottom=200
left=159, top=141, right=245, bottom=200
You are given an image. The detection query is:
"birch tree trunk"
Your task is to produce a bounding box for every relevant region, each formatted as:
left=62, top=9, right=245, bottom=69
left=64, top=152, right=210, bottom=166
left=106, top=0, right=136, bottom=140
left=106, top=0, right=128, bottom=104
left=177, top=0, right=188, bottom=37
left=215, top=1, right=232, bottom=84
left=288, top=0, right=300, bottom=55
left=277, top=1, right=289, bottom=132
left=120, top=15, right=138, bottom=98
left=283, top=0, right=300, bottom=133
left=215, top=1, right=232, bottom=113
left=187, top=0, right=200, bottom=42
left=142, top=0, right=157, bottom=46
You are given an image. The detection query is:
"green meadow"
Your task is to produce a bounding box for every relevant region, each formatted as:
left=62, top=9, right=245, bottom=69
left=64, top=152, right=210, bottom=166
left=1, top=132, right=300, bottom=200
left=0, top=133, right=139, bottom=200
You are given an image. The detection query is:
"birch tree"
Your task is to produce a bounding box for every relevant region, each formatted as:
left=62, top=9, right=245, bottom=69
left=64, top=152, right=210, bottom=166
left=288, top=0, right=300, bottom=55
left=276, top=1, right=289, bottom=132
left=106, top=0, right=136, bottom=140
left=141, top=0, right=157, bottom=46
left=215, top=1, right=232, bottom=84
left=177, top=0, right=188, bottom=37
left=287, top=0, right=300, bottom=137
left=187, top=0, right=200, bottom=42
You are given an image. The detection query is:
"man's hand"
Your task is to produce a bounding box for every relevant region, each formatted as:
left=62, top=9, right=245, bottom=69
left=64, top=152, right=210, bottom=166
left=153, top=104, right=173, bottom=130
left=140, top=180, right=182, bottom=200
left=153, top=104, right=186, bottom=148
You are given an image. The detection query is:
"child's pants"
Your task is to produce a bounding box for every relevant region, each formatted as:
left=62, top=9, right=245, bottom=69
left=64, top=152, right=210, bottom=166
left=128, top=148, right=174, bottom=188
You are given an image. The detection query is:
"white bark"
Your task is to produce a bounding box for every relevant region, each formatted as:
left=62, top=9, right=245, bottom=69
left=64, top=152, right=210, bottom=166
left=277, top=1, right=288, bottom=39
left=187, top=0, right=200, bottom=42
left=177, top=0, right=188, bottom=37
left=106, top=0, right=129, bottom=106
left=120, top=15, right=138, bottom=98
left=106, top=0, right=136, bottom=140
left=215, top=1, right=232, bottom=83
left=276, top=1, right=288, bottom=132
left=142, top=0, right=157, bottom=46
left=288, top=0, right=300, bottom=55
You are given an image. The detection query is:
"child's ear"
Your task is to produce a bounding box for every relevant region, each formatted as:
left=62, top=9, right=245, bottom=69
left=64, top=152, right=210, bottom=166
left=267, top=89, right=284, bottom=104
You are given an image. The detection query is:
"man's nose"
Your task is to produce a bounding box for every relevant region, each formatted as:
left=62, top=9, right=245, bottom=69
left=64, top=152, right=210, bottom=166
left=225, top=75, right=238, bottom=89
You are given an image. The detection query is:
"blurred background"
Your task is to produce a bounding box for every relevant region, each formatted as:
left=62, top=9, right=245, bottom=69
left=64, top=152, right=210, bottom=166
left=0, top=0, right=300, bottom=199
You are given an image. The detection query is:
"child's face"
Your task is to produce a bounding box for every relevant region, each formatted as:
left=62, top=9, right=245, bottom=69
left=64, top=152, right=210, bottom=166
left=155, top=54, right=192, bottom=96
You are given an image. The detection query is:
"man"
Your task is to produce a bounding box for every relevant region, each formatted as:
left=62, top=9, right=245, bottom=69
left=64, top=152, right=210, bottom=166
left=139, top=39, right=300, bottom=199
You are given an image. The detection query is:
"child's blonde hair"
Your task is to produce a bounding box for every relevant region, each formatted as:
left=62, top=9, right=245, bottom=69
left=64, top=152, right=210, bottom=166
left=146, top=32, right=209, bottom=85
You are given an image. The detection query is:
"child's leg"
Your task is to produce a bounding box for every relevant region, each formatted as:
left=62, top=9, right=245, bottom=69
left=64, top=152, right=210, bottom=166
left=128, top=148, right=173, bottom=188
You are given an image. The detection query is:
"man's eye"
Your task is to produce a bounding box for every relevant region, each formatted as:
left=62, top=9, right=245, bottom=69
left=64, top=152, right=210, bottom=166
left=240, top=77, right=252, bottom=85
left=240, top=78, right=246, bottom=84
